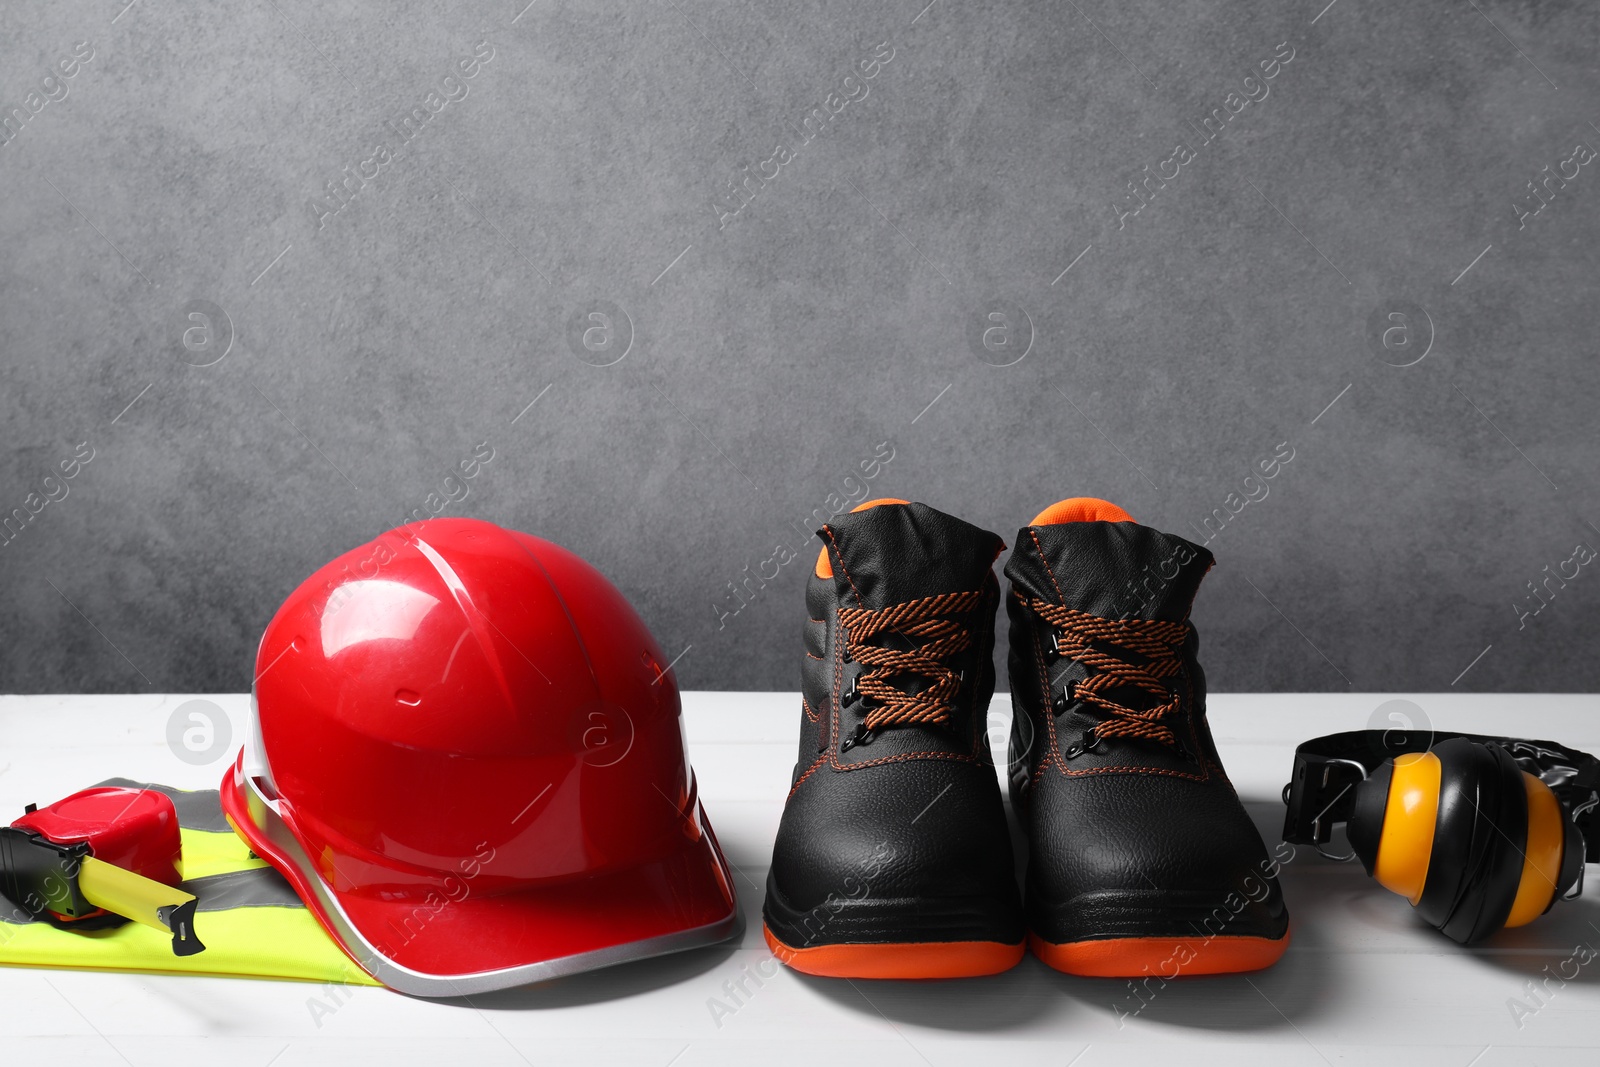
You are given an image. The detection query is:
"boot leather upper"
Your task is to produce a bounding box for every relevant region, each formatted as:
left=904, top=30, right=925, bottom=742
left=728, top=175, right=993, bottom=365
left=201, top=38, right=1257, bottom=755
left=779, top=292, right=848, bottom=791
left=766, top=502, right=1024, bottom=939
left=1005, top=518, right=1289, bottom=944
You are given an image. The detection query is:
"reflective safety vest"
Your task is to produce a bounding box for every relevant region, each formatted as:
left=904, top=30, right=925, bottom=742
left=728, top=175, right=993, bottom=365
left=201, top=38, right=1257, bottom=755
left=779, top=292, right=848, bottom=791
left=0, top=779, right=379, bottom=987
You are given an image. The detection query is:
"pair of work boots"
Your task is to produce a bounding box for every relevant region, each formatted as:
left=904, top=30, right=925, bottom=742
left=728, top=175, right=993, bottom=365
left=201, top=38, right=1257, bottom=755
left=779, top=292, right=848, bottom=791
left=762, top=497, right=1289, bottom=979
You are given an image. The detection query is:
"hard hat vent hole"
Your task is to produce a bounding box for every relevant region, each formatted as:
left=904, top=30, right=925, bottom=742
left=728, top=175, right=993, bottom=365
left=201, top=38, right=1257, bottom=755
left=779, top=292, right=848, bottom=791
left=395, top=689, right=421, bottom=707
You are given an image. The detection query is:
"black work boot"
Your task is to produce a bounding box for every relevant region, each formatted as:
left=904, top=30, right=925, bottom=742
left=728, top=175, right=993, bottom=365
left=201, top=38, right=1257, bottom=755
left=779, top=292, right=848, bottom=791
left=1005, top=497, right=1290, bottom=976
left=763, top=499, right=1026, bottom=978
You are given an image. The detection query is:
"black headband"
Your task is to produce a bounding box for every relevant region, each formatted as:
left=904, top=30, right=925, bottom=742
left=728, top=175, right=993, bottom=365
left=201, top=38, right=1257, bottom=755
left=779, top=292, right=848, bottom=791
left=1282, top=729, right=1600, bottom=861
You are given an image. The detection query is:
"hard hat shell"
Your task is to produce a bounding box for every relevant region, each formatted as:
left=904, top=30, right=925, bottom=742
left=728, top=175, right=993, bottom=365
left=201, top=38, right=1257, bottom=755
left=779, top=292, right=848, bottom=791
left=220, top=518, right=739, bottom=996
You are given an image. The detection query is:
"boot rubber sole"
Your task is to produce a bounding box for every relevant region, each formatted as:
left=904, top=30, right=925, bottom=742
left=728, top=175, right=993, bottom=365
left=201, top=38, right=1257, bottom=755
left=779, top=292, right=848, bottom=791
left=764, top=923, right=1024, bottom=979
left=1029, top=927, right=1290, bottom=977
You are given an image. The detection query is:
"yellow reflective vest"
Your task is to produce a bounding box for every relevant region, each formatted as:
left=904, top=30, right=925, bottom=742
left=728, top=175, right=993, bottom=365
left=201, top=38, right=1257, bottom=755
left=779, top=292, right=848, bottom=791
left=0, top=780, right=379, bottom=987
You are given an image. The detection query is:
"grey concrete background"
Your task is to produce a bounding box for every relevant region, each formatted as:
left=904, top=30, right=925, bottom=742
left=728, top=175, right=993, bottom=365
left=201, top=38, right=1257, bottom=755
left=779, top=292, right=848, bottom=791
left=1, top=0, right=1596, bottom=696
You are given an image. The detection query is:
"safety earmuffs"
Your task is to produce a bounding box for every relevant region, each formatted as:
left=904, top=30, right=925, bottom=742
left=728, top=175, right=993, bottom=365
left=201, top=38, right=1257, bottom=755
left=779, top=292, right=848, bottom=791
left=1283, top=730, right=1599, bottom=944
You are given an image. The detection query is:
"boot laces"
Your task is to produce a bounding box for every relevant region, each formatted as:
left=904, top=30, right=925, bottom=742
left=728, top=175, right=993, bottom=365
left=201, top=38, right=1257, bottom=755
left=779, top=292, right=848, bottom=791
left=1025, top=598, right=1190, bottom=749
left=837, top=590, right=982, bottom=736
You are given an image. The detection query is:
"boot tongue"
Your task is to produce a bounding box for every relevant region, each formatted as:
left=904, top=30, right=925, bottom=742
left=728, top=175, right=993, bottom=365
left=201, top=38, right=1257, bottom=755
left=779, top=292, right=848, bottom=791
left=819, top=502, right=1003, bottom=608
left=1006, top=498, right=1212, bottom=621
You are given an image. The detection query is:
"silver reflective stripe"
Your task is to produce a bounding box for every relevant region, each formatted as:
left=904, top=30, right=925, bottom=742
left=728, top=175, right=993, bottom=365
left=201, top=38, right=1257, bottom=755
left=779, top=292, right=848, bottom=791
left=185, top=868, right=302, bottom=912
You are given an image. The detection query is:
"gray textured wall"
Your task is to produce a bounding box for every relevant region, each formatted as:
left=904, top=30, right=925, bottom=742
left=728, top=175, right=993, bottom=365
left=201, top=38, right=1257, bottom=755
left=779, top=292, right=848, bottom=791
left=2, top=1, right=1597, bottom=695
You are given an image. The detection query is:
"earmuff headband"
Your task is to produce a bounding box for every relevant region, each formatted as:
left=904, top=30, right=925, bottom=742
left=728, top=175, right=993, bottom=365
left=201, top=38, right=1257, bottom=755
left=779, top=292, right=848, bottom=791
left=1283, top=729, right=1600, bottom=862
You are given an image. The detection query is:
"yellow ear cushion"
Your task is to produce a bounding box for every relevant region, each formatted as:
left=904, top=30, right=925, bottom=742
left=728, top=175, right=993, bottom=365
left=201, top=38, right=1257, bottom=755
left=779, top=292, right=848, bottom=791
left=1504, top=772, right=1566, bottom=928
left=1373, top=751, right=1442, bottom=904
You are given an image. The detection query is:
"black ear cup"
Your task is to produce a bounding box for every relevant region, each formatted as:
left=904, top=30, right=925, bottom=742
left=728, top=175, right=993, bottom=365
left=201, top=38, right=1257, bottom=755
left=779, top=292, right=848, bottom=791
left=1289, top=728, right=1592, bottom=946
left=1415, top=738, right=1528, bottom=944
left=1345, top=738, right=1571, bottom=945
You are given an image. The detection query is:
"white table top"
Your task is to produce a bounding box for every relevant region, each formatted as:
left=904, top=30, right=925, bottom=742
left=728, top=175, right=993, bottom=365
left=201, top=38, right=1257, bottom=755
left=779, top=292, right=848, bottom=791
left=2, top=692, right=1598, bottom=1066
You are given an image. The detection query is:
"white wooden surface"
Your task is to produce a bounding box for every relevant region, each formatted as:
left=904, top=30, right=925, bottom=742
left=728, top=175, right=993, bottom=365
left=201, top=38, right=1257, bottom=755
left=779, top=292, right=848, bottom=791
left=2, top=692, right=1599, bottom=1066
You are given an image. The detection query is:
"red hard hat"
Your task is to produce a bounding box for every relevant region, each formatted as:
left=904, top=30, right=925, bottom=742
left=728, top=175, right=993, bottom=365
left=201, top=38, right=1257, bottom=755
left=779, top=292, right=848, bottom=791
left=220, top=518, right=739, bottom=995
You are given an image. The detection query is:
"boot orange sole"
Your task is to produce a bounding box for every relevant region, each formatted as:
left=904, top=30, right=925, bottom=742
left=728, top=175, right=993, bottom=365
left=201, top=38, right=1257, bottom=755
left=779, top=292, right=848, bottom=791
left=763, top=923, right=1025, bottom=979
left=1029, top=927, right=1290, bottom=977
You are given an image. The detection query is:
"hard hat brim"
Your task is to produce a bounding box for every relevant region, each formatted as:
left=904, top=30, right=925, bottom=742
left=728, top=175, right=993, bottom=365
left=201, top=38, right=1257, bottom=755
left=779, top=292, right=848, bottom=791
left=220, top=755, right=742, bottom=997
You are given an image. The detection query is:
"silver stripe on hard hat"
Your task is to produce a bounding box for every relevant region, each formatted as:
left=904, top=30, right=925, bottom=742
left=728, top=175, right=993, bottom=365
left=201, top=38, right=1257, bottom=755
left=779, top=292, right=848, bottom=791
left=234, top=765, right=743, bottom=997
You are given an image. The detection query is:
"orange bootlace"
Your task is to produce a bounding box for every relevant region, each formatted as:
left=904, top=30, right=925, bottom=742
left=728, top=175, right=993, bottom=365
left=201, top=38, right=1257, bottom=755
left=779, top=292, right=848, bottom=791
left=837, top=590, right=983, bottom=732
left=1024, top=598, right=1190, bottom=748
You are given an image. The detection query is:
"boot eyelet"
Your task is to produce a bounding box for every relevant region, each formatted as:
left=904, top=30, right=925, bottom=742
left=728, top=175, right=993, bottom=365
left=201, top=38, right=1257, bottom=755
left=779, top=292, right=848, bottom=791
left=1064, top=732, right=1101, bottom=761
left=841, top=724, right=876, bottom=752
left=1051, top=680, right=1076, bottom=717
